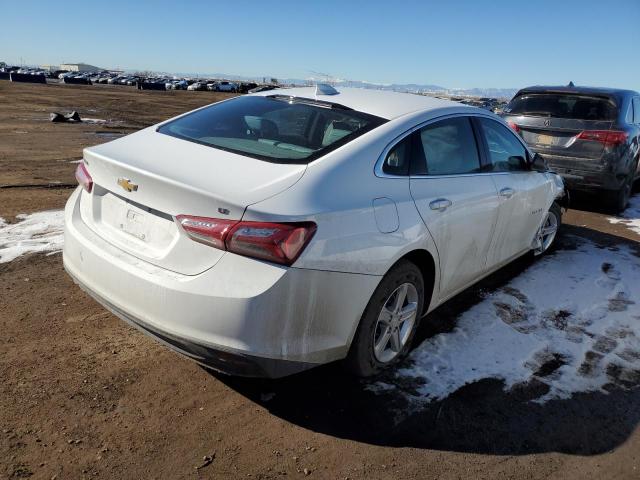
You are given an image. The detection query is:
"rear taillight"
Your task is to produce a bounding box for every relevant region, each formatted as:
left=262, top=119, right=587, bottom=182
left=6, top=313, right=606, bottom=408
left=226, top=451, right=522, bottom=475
left=507, top=121, right=520, bottom=133
left=176, top=215, right=316, bottom=266
left=226, top=222, right=316, bottom=265
left=576, top=130, right=628, bottom=147
left=176, top=215, right=236, bottom=249
left=75, top=163, right=93, bottom=193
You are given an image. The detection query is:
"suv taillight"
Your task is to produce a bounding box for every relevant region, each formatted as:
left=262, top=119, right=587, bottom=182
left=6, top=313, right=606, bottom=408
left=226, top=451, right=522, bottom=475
left=507, top=121, right=520, bottom=133
left=176, top=215, right=316, bottom=266
left=576, top=130, right=628, bottom=147
left=75, top=163, right=93, bottom=192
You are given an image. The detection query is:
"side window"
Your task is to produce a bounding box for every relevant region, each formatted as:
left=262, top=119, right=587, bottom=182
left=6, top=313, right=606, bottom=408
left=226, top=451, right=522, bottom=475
left=416, top=117, right=481, bottom=175
left=478, top=118, right=528, bottom=172
left=633, top=97, right=640, bottom=124
left=626, top=102, right=634, bottom=124
left=382, top=136, right=411, bottom=176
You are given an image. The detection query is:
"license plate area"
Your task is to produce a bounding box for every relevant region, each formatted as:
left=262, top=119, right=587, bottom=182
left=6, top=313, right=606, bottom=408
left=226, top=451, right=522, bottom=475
left=122, top=208, right=148, bottom=241
left=537, top=134, right=554, bottom=145
left=98, top=192, right=177, bottom=253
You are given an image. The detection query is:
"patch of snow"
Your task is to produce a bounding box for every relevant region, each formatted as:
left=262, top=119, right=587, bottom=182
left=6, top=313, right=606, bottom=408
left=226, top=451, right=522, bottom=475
left=608, top=194, right=640, bottom=234
left=0, top=210, right=65, bottom=263
left=82, top=118, right=108, bottom=124
left=374, top=239, right=640, bottom=405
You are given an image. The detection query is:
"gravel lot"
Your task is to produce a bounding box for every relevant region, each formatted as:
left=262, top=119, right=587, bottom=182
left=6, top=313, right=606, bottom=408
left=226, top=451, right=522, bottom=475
left=1, top=81, right=639, bottom=479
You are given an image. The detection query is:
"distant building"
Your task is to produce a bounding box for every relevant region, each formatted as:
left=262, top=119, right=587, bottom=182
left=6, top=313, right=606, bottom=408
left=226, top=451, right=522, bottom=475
left=41, top=64, right=60, bottom=72
left=59, top=63, right=102, bottom=73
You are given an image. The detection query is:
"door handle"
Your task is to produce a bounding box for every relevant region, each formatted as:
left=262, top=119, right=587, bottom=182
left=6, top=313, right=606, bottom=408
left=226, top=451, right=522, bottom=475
left=429, top=198, right=453, bottom=212
left=499, top=187, right=515, bottom=198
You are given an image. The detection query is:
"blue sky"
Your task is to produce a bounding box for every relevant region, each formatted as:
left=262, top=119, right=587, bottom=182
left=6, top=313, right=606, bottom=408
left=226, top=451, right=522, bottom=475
left=1, top=0, right=639, bottom=90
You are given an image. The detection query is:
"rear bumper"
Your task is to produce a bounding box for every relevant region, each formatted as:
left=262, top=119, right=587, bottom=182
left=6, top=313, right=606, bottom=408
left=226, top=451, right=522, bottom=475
left=63, top=188, right=380, bottom=378
left=539, top=153, right=627, bottom=192
left=65, top=270, right=314, bottom=377
left=551, top=167, right=620, bottom=192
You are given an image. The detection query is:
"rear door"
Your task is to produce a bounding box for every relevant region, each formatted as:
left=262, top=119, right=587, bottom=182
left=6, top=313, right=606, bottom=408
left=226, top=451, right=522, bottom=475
left=504, top=92, right=618, bottom=171
left=474, top=117, right=553, bottom=267
left=409, top=116, right=500, bottom=300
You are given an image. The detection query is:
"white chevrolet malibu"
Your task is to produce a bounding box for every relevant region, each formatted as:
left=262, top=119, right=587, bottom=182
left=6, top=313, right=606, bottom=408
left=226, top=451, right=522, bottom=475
left=64, top=85, right=566, bottom=378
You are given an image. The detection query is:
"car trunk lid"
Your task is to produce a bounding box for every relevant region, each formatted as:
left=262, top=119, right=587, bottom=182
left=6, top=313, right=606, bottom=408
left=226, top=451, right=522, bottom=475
left=516, top=117, right=613, bottom=162
left=78, top=128, right=306, bottom=275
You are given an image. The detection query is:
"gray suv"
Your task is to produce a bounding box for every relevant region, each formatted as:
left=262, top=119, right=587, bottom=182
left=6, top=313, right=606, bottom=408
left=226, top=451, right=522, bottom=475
left=502, top=85, right=640, bottom=212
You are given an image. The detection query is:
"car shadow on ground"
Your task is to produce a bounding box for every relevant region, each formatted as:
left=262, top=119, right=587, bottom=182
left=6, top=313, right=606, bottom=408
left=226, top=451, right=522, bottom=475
left=208, top=225, right=640, bottom=456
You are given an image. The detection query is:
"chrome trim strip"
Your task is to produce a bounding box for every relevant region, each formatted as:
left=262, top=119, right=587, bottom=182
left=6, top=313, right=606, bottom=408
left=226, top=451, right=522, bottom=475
left=410, top=171, right=511, bottom=179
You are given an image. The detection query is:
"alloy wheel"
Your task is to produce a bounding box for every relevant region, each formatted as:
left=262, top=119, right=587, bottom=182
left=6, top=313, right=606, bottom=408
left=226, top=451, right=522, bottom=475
left=372, top=283, right=419, bottom=363
left=534, top=210, right=559, bottom=255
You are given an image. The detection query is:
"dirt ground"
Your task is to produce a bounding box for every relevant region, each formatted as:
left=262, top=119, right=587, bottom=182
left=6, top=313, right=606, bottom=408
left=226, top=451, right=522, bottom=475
left=1, top=81, right=639, bottom=480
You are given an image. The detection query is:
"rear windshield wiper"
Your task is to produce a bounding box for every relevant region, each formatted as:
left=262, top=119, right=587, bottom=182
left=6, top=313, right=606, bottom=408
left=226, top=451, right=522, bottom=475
left=266, top=95, right=353, bottom=111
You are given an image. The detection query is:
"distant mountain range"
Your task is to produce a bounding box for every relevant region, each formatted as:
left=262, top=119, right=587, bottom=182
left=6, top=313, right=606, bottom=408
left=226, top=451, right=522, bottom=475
left=302, top=80, right=519, bottom=100
left=167, top=71, right=519, bottom=100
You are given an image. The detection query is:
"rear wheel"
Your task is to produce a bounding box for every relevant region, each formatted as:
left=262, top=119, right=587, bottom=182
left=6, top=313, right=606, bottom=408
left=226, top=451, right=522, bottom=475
left=609, top=166, right=636, bottom=213
left=345, top=260, right=424, bottom=377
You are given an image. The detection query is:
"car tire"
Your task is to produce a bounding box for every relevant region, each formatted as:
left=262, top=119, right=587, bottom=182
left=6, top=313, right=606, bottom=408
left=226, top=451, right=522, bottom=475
left=533, top=202, right=562, bottom=256
left=609, top=163, right=637, bottom=213
left=345, top=260, right=425, bottom=377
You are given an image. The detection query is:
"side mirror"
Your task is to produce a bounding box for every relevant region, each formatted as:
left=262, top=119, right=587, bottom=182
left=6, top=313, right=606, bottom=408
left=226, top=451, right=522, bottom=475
left=529, top=153, right=548, bottom=172
left=507, top=155, right=527, bottom=170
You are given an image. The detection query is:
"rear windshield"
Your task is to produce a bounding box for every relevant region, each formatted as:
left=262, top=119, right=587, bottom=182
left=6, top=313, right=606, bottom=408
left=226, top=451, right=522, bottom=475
left=157, top=95, right=386, bottom=163
left=504, top=93, right=618, bottom=120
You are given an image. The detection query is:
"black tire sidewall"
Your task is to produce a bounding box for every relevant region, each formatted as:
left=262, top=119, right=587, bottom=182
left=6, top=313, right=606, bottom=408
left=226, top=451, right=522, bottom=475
left=611, top=168, right=635, bottom=213
left=346, top=260, right=425, bottom=377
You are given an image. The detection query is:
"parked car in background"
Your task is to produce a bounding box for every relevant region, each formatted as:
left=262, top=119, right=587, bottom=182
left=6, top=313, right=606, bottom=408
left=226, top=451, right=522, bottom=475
left=187, top=82, right=208, bottom=91
left=215, top=81, right=238, bottom=92
left=238, top=82, right=258, bottom=94
left=64, top=86, right=565, bottom=379
left=248, top=84, right=279, bottom=94
left=502, top=85, right=640, bottom=211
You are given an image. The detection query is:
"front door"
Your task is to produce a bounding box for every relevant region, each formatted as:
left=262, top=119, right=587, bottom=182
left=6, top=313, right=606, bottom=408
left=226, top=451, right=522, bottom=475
left=475, top=117, right=553, bottom=267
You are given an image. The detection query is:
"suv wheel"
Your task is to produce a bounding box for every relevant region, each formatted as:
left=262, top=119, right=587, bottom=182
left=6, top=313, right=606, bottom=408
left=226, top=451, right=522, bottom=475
left=345, top=260, right=424, bottom=377
left=610, top=171, right=634, bottom=214
left=610, top=164, right=638, bottom=213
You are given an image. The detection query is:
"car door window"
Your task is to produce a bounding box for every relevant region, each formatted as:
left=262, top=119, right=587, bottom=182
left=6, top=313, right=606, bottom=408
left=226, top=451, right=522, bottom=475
left=633, top=97, right=640, bottom=124
left=626, top=103, right=635, bottom=124
left=415, top=117, right=481, bottom=175
left=478, top=118, right=528, bottom=172
left=382, top=136, right=411, bottom=175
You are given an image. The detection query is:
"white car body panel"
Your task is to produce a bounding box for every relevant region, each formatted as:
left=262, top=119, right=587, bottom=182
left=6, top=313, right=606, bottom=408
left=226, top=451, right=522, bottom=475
left=65, top=188, right=379, bottom=363
left=487, top=171, right=554, bottom=266
left=410, top=175, right=500, bottom=299
left=63, top=87, right=563, bottom=377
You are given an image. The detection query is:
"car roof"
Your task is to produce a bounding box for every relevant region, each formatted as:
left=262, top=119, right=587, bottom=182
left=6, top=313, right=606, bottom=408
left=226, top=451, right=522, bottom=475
left=249, top=86, right=464, bottom=120
left=515, top=85, right=639, bottom=99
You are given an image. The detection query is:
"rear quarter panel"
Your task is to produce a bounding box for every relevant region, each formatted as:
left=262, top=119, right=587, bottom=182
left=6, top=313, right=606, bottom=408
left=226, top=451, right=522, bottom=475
left=242, top=110, right=463, bottom=311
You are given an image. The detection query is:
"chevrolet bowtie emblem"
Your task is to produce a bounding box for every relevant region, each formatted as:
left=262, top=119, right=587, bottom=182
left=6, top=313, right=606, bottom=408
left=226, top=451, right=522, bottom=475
left=117, top=178, right=138, bottom=192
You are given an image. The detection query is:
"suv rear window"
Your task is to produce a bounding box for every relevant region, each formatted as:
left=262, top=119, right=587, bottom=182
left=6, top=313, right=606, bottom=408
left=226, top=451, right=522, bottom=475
left=504, top=93, right=618, bottom=121
left=157, top=95, right=386, bottom=163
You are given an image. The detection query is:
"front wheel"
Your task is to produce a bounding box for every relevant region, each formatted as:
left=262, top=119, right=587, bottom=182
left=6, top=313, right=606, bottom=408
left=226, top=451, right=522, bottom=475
left=533, top=202, right=562, bottom=256
left=345, top=260, right=424, bottom=377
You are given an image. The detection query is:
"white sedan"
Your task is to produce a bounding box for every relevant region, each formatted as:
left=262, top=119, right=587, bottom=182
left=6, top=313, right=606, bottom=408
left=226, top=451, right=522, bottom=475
left=63, top=85, right=566, bottom=378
